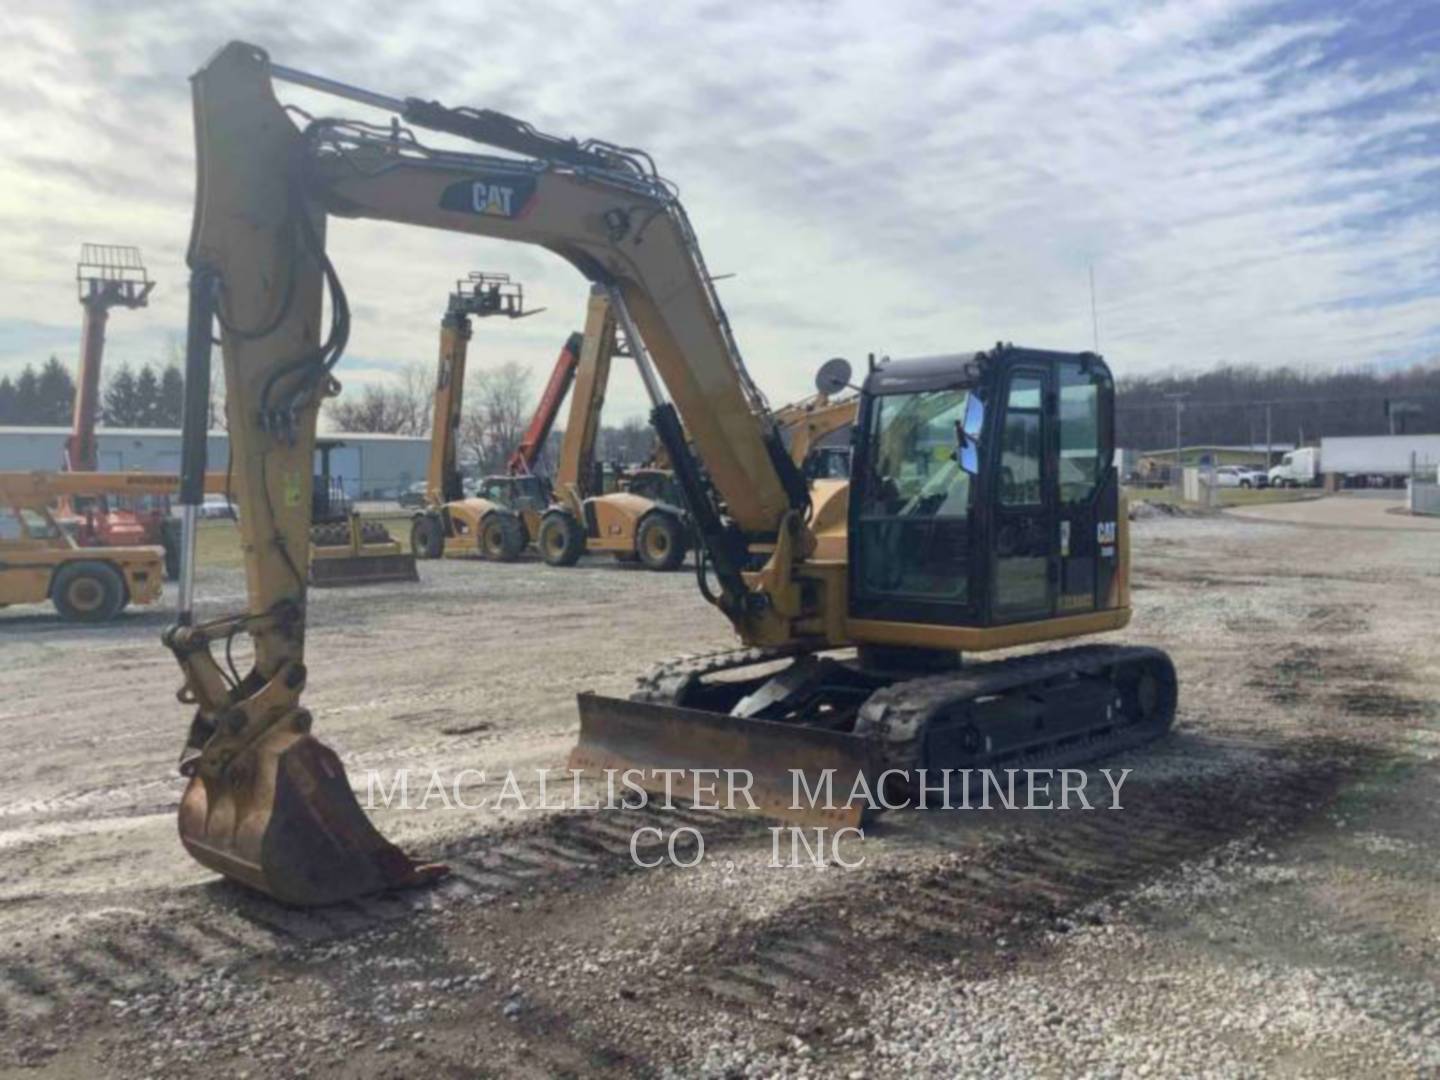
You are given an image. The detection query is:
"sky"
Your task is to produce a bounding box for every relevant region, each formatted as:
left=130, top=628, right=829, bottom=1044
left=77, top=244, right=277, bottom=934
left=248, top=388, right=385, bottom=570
left=1, top=0, right=1437, bottom=424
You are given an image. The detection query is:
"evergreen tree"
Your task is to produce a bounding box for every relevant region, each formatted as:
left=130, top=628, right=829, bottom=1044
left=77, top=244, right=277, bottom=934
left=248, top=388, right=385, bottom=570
left=0, top=377, right=16, bottom=424
left=134, top=364, right=162, bottom=427
left=103, top=364, right=141, bottom=426
left=14, top=365, right=40, bottom=423
left=158, top=364, right=185, bottom=428
left=35, top=356, right=76, bottom=425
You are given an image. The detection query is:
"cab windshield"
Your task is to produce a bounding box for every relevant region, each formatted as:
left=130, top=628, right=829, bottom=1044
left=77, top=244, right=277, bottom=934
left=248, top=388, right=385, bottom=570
left=1, top=507, right=63, bottom=542
left=856, top=388, right=981, bottom=603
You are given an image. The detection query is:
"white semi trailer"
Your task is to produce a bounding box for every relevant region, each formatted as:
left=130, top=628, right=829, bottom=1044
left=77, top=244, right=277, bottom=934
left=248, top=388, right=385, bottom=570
left=1269, top=436, right=1440, bottom=488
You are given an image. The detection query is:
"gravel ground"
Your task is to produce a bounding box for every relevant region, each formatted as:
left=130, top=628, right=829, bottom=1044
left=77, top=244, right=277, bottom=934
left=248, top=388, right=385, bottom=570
left=1226, top=491, right=1440, bottom=531
left=0, top=502, right=1436, bottom=1078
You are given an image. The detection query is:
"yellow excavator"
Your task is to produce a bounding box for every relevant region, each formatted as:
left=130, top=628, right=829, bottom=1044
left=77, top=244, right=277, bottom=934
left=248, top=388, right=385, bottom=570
left=773, top=390, right=857, bottom=474
left=409, top=272, right=555, bottom=561
left=167, top=43, right=1175, bottom=905
left=771, top=389, right=858, bottom=561
left=536, top=287, right=690, bottom=571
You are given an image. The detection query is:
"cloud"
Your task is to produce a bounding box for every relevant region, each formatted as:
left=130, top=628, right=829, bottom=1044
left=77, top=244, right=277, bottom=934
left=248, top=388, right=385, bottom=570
left=0, top=0, right=1435, bottom=423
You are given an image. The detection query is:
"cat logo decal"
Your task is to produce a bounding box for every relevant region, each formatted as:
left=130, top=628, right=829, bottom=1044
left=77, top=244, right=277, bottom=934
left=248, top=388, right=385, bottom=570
left=439, top=175, right=538, bottom=219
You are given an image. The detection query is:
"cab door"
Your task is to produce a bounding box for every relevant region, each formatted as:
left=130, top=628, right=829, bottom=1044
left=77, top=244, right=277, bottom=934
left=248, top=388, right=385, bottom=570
left=990, top=367, right=1056, bottom=622
left=1054, top=357, right=1115, bottom=614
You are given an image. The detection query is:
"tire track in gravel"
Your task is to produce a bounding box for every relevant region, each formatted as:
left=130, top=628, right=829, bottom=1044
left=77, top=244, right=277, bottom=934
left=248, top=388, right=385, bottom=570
left=0, top=733, right=1370, bottom=1033
left=432, top=736, right=1375, bottom=1077
left=0, top=802, right=766, bottom=1021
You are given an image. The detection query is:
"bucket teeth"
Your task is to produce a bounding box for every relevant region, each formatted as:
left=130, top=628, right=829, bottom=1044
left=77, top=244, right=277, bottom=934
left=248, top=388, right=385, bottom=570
left=179, top=729, right=445, bottom=907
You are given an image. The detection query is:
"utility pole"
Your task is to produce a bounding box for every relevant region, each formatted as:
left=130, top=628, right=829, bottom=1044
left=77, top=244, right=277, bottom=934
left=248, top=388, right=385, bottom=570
left=1163, top=392, right=1187, bottom=492
left=1265, top=402, right=1272, bottom=470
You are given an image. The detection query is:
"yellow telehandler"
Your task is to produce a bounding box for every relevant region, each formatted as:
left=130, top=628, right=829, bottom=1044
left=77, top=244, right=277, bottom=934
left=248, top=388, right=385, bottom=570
left=535, top=287, right=690, bottom=571
left=409, top=272, right=560, bottom=560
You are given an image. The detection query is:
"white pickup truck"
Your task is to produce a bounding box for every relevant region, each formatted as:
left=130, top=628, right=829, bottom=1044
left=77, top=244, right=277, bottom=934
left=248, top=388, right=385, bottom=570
left=1214, top=465, right=1267, bottom=488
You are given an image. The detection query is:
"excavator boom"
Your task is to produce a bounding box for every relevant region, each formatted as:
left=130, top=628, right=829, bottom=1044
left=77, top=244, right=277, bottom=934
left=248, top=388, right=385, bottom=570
left=169, top=43, right=810, bottom=902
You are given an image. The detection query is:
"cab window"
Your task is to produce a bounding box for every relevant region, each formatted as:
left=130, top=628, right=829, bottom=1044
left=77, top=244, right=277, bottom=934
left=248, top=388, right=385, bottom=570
left=0, top=508, right=59, bottom=541
left=19, top=509, right=59, bottom=538
left=999, top=376, right=1043, bottom=506
left=1058, top=362, right=1109, bottom=503
left=0, top=509, right=25, bottom=541
left=856, top=389, right=975, bottom=604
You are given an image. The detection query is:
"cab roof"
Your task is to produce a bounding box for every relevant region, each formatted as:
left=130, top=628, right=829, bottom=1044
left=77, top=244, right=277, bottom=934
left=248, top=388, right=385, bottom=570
left=862, top=346, right=1106, bottom=395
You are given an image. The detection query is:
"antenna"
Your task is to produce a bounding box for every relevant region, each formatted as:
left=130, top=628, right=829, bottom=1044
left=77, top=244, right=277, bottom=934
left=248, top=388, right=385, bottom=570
left=1088, top=264, right=1100, bottom=353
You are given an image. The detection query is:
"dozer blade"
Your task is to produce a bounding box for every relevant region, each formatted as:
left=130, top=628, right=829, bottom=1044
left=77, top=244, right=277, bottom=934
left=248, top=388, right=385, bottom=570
left=307, top=548, right=419, bottom=588
left=179, top=727, right=445, bottom=906
left=571, top=693, right=877, bottom=828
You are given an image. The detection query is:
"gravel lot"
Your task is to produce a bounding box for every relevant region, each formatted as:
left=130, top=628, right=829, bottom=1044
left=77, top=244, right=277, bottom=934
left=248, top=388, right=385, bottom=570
left=0, top=495, right=1435, bottom=1078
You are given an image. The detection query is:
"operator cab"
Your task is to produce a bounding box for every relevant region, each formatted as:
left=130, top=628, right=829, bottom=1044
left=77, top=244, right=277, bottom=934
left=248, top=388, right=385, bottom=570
left=624, top=468, right=684, bottom=508
left=478, top=474, right=552, bottom=513
left=848, top=346, right=1119, bottom=629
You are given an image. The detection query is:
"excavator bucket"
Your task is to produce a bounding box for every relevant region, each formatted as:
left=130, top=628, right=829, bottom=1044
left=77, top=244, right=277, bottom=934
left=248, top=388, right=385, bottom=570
left=179, top=726, right=445, bottom=906
left=308, top=514, right=419, bottom=588
left=570, top=693, right=878, bottom=828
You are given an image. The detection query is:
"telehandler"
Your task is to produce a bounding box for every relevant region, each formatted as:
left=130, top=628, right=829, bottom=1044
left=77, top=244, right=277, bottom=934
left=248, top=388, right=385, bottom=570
left=165, top=43, right=1175, bottom=905
left=535, top=287, right=690, bottom=572
left=410, top=272, right=568, bottom=560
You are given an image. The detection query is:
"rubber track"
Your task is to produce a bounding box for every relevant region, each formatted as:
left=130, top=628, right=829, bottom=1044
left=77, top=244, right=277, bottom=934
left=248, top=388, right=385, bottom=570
left=856, top=643, right=1176, bottom=773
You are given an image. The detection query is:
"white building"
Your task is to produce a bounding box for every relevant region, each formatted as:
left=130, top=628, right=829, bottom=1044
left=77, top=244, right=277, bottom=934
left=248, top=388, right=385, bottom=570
left=0, top=426, right=429, bottom=499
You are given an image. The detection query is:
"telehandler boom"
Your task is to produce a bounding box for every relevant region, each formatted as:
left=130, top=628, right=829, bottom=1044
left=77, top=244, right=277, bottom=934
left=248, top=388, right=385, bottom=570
left=168, top=43, right=1175, bottom=904
left=508, top=328, right=579, bottom=477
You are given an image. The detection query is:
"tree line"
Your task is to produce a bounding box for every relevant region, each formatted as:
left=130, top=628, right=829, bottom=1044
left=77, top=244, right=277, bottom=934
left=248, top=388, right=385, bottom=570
left=324, top=360, right=656, bottom=475
left=323, top=355, right=1440, bottom=467
left=0, top=356, right=186, bottom=428
left=1116, top=362, right=1440, bottom=451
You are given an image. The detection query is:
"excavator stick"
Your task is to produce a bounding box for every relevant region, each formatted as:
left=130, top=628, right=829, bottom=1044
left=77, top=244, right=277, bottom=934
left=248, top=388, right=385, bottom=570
left=571, top=693, right=877, bottom=828
left=179, top=718, right=444, bottom=906
left=308, top=512, right=419, bottom=588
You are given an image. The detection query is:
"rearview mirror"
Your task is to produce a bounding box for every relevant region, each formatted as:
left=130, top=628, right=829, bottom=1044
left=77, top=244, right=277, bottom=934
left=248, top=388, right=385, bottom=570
left=815, top=357, right=853, bottom=397
left=962, top=393, right=985, bottom=439
left=958, top=395, right=985, bottom=475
